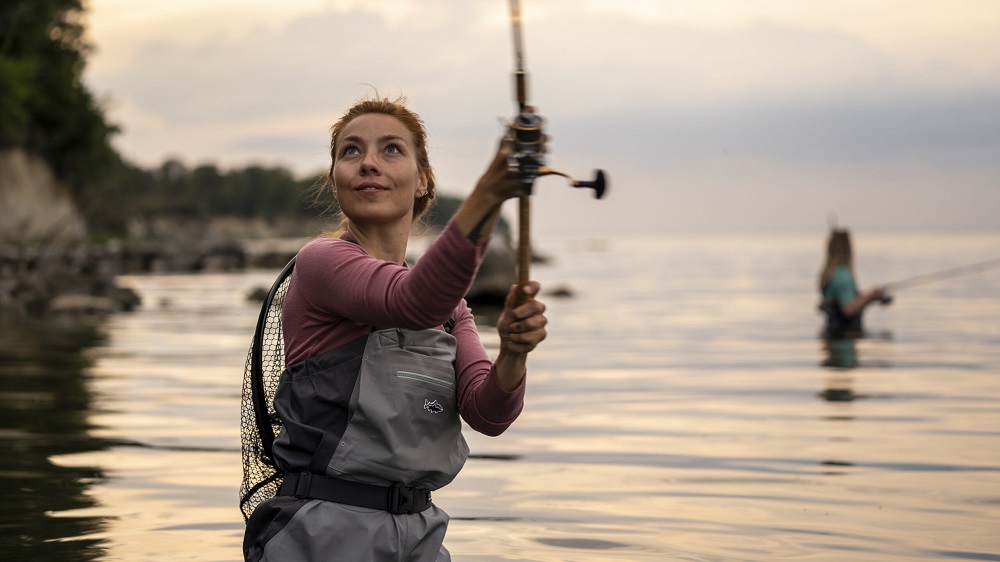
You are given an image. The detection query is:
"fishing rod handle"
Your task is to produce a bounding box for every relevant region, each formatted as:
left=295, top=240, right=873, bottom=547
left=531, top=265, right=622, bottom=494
left=517, top=194, right=531, bottom=305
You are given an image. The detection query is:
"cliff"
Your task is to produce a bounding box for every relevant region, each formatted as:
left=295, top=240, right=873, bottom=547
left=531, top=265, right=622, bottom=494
left=0, top=149, right=87, bottom=244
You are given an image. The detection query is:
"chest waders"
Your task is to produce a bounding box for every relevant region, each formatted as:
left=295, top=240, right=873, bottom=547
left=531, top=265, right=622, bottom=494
left=243, top=326, right=469, bottom=562
left=818, top=298, right=863, bottom=339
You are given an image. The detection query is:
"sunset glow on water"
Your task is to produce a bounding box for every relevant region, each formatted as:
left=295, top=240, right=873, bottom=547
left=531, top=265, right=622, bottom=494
left=3, top=231, right=998, bottom=561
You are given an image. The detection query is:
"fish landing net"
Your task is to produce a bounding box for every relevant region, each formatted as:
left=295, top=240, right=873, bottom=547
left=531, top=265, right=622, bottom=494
left=239, top=258, right=295, bottom=522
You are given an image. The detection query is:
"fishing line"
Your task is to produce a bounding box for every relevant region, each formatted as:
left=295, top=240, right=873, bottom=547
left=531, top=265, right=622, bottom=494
left=883, top=257, right=1000, bottom=291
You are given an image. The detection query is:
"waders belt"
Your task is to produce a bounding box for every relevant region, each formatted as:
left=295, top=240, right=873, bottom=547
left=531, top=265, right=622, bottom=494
left=278, top=472, right=433, bottom=514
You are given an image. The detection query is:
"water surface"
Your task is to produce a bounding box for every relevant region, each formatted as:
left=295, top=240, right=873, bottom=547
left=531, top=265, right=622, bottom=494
left=2, top=231, right=998, bottom=561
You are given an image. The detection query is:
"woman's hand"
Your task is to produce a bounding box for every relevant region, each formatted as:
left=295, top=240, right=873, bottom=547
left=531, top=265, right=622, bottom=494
left=474, top=107, right=549, bottom=205
left=870, top=286, right=893, bottom=306
left=472, top=137, right=527, bottom=205
left=453, top=108, right=547, bottom=241
left=497, top=281, right=548, bottom=356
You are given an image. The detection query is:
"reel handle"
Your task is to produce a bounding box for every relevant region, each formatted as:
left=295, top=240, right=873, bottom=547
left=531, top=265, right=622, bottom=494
left=573, top=170, right=607, bottom=199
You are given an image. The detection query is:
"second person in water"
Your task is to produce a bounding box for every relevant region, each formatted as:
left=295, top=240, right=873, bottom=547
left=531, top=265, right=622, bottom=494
left=818, top=228, right=890, bottom=338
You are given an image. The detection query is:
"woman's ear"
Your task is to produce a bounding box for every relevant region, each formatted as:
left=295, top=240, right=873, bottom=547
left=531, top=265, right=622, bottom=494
left=415, top=174, right=429, bottom=198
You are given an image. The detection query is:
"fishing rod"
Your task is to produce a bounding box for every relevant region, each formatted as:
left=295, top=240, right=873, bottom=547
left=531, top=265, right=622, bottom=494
left=507, top=0, right=606, bottom=299
left=882, top=257, right=1000, bottom=292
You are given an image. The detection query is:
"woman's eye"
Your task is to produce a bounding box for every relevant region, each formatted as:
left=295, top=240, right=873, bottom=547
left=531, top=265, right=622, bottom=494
left=385, top=143, right=402, bottom=154
left=342, top=145, right=360, bottom=156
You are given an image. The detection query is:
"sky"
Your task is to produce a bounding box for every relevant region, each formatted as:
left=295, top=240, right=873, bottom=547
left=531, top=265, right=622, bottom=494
left=82, top=0, right=1000, bottom=236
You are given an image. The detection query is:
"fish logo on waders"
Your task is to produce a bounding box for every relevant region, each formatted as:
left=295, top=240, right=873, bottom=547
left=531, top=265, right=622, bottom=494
left=423, top=399, right=444, bottom=414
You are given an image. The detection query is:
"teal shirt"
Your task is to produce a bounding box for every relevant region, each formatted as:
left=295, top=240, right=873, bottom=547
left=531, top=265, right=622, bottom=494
left=822, top=266, right=857, bottom=309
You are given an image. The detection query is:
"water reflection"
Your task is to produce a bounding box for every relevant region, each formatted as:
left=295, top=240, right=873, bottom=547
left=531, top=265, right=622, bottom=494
left=818, top=332, right=894, bottom=402
left=820, top=337, right=859, bottom=371
left=0, top=318, right=111, bottom=560
left=818, top=337, right=860, bottom=405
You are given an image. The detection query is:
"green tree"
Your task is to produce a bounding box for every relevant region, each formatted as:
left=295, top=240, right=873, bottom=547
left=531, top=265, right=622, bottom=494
left=0, top=0, right=121, bottom=228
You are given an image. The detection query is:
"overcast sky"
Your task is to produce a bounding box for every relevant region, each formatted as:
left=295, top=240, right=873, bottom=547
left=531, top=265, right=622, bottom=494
left=83, top=0, right=1000, bottom=236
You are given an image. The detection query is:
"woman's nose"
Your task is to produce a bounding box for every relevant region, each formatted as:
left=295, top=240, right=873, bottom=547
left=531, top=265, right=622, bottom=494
left=359, top=153, right=379, bottom=175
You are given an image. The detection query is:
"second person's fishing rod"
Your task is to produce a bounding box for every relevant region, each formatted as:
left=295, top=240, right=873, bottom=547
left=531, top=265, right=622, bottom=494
left=882, top=257, right=1000, bottom=292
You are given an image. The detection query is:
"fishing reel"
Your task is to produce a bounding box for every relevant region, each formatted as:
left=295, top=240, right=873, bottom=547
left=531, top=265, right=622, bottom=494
left=508, top=108, right=606, bottom=199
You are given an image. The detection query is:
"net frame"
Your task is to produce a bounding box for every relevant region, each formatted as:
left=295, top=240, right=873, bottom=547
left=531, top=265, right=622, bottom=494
left=239, top=257, right=295, bottom=521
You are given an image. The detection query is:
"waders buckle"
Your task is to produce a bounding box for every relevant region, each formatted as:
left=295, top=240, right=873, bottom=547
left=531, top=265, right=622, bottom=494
left=387, top=484, right=432, bottom=514
left=292, top=471, right=313, bottom=499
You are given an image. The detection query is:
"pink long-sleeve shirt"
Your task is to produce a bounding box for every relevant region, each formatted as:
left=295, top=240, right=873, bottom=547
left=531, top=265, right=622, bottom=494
left=281, top=219, right=524, bottom=436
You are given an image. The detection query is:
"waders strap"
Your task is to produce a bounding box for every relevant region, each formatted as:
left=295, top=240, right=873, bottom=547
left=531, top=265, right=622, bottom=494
left=279, top=472, right=433, bottom=514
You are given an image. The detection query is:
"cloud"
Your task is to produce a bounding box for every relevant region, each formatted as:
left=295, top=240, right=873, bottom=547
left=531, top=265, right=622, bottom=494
left=84, top=0, right=1000, bottom=232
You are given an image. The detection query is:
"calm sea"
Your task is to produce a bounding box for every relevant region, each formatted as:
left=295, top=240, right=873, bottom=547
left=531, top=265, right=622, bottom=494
left=1, top=231, right=998, bottom=561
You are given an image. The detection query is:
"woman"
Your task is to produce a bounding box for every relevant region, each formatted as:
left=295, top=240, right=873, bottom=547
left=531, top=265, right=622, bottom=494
left=818, top=228, right=888, bottom=338
left=242, top=95, right=548, bottom=561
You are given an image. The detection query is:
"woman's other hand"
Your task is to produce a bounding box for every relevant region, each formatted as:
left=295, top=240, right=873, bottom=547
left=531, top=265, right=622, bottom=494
left=497, top=281, right=548, bottom=356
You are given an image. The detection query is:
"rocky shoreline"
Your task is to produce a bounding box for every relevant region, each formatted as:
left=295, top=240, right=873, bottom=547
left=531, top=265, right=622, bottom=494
left=0, top=238, right=302, bottom=317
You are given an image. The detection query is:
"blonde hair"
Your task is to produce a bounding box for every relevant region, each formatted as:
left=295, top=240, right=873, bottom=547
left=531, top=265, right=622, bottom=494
left=819, top=229, right=855, bottom=290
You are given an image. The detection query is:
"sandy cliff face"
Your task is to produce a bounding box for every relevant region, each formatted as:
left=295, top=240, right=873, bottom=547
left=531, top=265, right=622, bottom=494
left=0, top=148, right=86, bottom=244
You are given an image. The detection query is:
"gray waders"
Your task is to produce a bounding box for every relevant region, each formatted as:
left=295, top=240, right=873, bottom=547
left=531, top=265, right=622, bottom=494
left=244, top=328, right=470, bottom=562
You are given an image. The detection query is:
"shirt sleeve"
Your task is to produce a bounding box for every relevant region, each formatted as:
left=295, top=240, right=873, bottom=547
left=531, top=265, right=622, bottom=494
left=826, top=266, right=857, bottom=309
left=294, top=219, right=488, bottom=330
left=451, top=301, right=525, bottom=437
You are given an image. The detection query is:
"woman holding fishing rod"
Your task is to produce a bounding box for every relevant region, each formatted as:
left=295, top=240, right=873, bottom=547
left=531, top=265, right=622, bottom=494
left=242, top=95, right=548, bottom=562
left=818, top=228, right=890, bottom=338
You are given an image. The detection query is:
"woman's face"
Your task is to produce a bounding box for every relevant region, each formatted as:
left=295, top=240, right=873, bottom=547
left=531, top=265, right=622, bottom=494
left=332, top=113, right=427, bottom=230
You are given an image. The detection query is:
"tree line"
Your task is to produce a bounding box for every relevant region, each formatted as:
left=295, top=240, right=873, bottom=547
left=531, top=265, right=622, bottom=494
left=83, top=159, right=335, bottom=237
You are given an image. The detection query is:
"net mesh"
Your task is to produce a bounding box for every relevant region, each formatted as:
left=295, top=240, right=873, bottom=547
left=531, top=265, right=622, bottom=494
left=239, top=266, right=293, bottom=521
